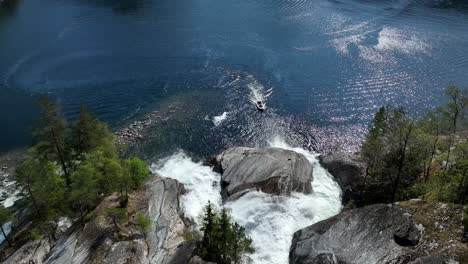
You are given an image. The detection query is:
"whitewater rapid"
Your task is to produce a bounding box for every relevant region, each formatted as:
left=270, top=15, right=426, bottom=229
left=151, top=137, right=342, bottom=264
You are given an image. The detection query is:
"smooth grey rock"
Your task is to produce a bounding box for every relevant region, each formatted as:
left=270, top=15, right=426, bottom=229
left=319, top=152, right=364, bottom=205
left=289, top=204, right=421, bottom=264
left=3, top=239, right=50, bottom=264
left=146, top=177, right=192, bottom=264
left=104, top=239, right=148, bottom=264
left=216, top=147, right=313, bottom=199
left=43, top=176, right=193, bottom=264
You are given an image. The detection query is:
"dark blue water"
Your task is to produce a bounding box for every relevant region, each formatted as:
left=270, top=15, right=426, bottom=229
left=1, top=0, right=468, bottom=154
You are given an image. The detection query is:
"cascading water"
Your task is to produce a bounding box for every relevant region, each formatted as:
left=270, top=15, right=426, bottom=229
left=151, top=136, right=342, bottom=264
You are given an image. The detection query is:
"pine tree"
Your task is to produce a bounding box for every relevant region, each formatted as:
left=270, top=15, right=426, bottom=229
left=199, top=202, right=254, bottom=264
left=15, top=158, right=66, bottom=220
left=69, top=162, right=100, bottom=221
left=33, top=96, right=71, bottom=187
left=123, top=157, right=149, bottom=192
left=71, top=106, right=116, bottom=159
left=201, top=201, right=218, bottom=261
left=218, top=208, right=234, bottom=264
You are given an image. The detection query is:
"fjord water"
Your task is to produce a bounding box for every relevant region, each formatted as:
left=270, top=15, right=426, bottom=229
left=1, top=0, right=468, bottom=154
left=1, top=0, right=468, bottom=259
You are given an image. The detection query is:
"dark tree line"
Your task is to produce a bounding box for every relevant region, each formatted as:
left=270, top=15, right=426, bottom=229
left=360, top=86, right=468, bottom=205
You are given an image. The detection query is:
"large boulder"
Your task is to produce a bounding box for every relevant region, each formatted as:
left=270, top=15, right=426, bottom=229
left=319, top=153, right=365, bottom=205
left=289, top=204, right=421, bottom=264
left=215, top=147, right=313, bottom=200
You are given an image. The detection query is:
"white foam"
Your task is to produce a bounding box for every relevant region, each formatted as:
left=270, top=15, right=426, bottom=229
left=151, top=137, right=342, bottom=264
left=150, top=151, right=222, bottom=222
left=212, top=111, right=229, bottom=126
left=247, top=78, right=273, bottom=105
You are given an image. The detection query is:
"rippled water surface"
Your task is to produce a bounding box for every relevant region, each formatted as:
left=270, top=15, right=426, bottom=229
left=1, top=0, right=468, bottom=153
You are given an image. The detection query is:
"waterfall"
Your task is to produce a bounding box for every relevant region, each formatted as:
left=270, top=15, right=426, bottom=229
left=151, top=137, right=342, bottom=264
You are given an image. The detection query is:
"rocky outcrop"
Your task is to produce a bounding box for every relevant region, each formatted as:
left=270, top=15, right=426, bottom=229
left=1, top=176, right=194, bottom=264
left=319, top=153, right=364, bottom=205
left=289, top=204, right=421, bottom=264
left=398, top=200, right=467, bottom=263
left=214, top=147, right=313, bottom=200
left=290, top=201, right=467, bottom=264
left=145, top=177, right=193, bottom=264
left=43, top=193, right=147, bottom=264
left=3, top=239, right=50, bottom=264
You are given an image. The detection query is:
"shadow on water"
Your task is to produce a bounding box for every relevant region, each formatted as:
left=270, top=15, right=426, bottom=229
left=76, top=0, right=145, bottom=14
left=0, top=0, right=21, bottom=16
left=0, top=87, right=38, bottom=153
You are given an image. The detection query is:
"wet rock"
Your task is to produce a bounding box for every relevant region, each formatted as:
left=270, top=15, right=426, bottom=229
left=319, top=152, right=365, bottom=205
left=214, top=147, right=313, bottom=200
left=289, top=204, right=421, bottom=264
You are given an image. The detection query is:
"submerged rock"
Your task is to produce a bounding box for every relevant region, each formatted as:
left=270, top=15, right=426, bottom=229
left=289, top=204, right=421, bottom=264
left=214, top=147, right=314, bottom=200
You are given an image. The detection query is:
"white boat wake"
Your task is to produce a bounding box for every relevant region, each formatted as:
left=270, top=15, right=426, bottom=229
left=247, top=77, right=273, bottom=106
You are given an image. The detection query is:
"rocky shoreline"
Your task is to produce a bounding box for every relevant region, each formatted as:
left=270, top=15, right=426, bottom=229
left=1, top=141, right=466, bottom=263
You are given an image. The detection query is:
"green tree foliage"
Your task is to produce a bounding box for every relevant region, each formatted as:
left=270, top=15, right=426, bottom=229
left=361, top=86, right=468, bottom=205
left=12, top=96, right=151, bottom=237
left=106, top=207, right=128, bottom=230
left=123, top=157, right=150, bottom=191
left=71, top=106, right=116, bottom=159
left=33, top=96, right=71, bottom=186
left=15, top=158, right=65, bottom=220
left=135, top=213, right=152, bottom=239
left=69, top=162, right=100, bottom=220
left=0, top=205, right=14, bottom=246
left=199, top=202, right=254, bottom=264
left=361, top=106, right=424, bottom=204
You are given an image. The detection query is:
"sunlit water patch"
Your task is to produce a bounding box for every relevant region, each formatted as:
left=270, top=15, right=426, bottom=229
left=151, top=137, right=341, bottom=264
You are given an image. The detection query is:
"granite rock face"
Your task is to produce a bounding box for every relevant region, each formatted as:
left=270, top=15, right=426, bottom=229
left=3, top=239, right=50, bottom=264
left=319, top=153, right=364, bottom=205
left=3, top=176, right=194, bottom=264
left=215, top=147, right=314, bottom=200
left=145, top=177, right=192, bottom=264
left=289, top=204, right=421, bottom=264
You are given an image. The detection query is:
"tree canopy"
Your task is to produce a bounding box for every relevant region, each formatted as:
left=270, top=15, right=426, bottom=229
left=360, top=86, right=468, bottom=205
left=198, top=202, right=254, bottom=264
left=12, top=96, right=150, bottom=238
